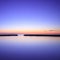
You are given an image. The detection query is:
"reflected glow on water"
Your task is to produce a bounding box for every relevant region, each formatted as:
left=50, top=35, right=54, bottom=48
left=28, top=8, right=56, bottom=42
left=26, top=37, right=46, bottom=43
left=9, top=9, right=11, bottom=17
left=0, top=36, right=60, bottom=60
left=0, top=36, right=60, bottom=44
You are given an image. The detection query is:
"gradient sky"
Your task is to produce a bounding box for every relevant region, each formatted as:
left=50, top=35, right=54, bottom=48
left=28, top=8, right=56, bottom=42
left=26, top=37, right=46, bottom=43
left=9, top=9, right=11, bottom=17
left=0, top=0, right=60, bottom=34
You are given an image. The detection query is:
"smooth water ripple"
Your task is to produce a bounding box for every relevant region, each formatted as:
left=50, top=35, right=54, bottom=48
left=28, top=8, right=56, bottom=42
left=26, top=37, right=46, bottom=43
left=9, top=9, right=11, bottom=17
left=0, top=36, right=60, bottom=60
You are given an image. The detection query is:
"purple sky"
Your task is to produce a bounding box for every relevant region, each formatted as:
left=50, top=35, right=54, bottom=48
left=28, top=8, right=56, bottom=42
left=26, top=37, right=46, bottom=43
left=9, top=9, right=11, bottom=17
left=0, top=0, right=60, bottom=33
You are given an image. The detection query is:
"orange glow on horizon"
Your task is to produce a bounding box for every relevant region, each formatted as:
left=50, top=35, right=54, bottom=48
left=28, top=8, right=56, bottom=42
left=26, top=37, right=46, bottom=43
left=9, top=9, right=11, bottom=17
left=0, top=29, right=60, bottom=34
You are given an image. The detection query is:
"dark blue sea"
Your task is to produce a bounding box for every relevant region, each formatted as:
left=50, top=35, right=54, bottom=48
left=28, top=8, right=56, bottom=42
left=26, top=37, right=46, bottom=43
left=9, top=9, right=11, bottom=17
left=0, top=36, right=60, bottom=60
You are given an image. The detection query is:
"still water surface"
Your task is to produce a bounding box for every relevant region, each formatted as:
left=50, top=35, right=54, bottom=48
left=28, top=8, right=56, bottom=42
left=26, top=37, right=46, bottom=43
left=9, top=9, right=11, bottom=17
left=0, top=36, right=60, bottom=60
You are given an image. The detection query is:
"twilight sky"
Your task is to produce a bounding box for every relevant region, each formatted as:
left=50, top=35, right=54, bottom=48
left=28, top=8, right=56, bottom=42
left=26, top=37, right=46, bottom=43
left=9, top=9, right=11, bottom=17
left=0, top=0, right=60, bottom=34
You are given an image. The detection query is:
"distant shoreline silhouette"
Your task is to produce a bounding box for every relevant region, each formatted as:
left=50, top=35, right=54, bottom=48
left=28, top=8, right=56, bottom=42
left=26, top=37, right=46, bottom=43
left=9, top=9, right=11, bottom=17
left=0, top=34, right=18, bottom=36
left=24, top=34, right=60, bottom=37
left=0, top=34, right=60, bottom=37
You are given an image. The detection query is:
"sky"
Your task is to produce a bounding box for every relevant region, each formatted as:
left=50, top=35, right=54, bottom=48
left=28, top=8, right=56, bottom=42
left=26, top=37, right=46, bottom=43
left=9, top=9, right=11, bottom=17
left=0, top=0, right=60, bottom=34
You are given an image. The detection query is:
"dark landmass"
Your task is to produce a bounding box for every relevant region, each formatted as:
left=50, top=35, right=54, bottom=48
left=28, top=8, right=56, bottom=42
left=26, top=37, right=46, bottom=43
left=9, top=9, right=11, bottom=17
left=0, top=34, right=60, bottom=37
left=0, top=34, right=18, bottom=36
left=24, top=34, right=60, bottom=37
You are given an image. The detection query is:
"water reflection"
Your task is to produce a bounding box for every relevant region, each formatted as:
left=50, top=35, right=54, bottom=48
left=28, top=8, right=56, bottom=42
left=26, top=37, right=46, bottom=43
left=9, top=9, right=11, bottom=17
left=0, top=36, right=60, bottom=60
left=0, top=36, right=60, bottom=44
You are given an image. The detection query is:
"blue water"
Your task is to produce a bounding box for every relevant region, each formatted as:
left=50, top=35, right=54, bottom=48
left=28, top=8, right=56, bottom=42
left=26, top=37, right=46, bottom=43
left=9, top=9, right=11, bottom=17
left=0, top=36, right=60, bottom=60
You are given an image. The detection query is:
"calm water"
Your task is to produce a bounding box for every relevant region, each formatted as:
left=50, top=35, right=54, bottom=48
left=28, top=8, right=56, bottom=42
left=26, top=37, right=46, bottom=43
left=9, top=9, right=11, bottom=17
left=0, top=36, right=60, bottom=60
